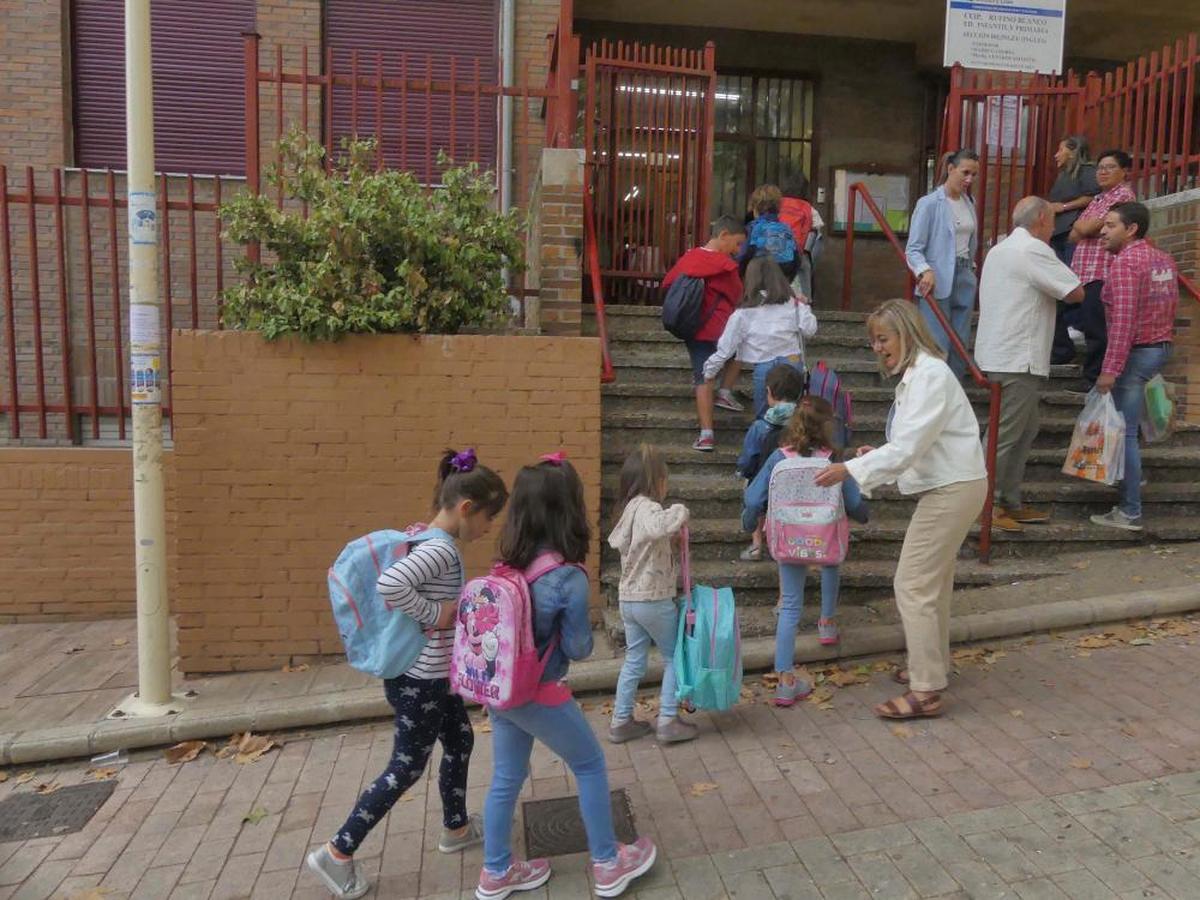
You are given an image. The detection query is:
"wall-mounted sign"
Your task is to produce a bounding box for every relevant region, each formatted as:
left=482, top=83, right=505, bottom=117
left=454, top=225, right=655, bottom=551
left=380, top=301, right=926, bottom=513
left=833, top=170, right=912, bottom=236
left=944, top=0, right=1066, bottom=75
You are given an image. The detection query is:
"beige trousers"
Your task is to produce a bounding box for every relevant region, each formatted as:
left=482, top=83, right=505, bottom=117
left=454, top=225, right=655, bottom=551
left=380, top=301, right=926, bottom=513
left=894, top=478, right=988, bottom=693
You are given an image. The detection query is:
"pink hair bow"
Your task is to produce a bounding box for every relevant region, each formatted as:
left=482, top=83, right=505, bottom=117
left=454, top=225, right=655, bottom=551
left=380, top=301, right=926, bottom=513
left=540, top=451, right=567, bottom=466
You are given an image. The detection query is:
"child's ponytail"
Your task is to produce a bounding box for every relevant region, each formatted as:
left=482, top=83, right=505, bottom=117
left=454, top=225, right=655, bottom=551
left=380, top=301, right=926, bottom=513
left=782, top=397, right=842, bottom=461
left=433, top=448, right=509, bottom=517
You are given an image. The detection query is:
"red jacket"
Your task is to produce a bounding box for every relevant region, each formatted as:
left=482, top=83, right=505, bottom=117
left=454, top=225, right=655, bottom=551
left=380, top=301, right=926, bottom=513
left=780, top=197, right=814, bottom=253
left=661, top=247, right=742, bottom=342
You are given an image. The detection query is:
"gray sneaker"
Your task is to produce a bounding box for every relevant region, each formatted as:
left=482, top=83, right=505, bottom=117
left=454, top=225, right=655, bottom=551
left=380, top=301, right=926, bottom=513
left=306, top=845, right=370, bottom=899
left=774, top=679, right=813, bottom=708
left=608, top=719, right=653, bottom=744
left=439, top=813, right=484, bottom=854
left=1090, top=507, right=1143, bottom=532
left=655, top=717, right=698, bottom=744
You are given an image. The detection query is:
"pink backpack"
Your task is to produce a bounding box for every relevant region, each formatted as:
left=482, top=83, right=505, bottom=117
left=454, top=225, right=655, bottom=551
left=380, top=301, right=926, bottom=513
left=765, top=448, right=849, bottom=566
left=450, top=553, right=583, bottom=710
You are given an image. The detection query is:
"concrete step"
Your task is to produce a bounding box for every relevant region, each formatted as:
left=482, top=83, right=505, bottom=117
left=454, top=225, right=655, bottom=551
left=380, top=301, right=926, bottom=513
left=601, top=381, right=1088, bottom=418
left=590, top=303, right=869, bottom=324
left=599, top=444, right=1200, bottom=482
left=598, top=555, right=1063, bottom=607
left=610, top=515, right=1200, bottom=562
left=601, top=473, right=1200, bottom=519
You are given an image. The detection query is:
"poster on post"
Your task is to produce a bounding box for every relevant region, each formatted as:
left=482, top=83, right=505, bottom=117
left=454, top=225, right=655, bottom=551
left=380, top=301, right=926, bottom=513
left=944, top=0, right=1066, bottom=75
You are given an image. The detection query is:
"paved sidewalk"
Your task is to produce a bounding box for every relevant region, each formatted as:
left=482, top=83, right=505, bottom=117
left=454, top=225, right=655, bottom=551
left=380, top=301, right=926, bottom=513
left=3, top=618, right=1200, bottom=898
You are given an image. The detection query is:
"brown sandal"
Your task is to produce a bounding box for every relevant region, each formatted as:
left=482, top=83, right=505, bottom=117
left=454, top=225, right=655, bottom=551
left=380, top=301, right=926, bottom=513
left=876, top=691, right=943, bottom=720
left=892, top=668, right=909, bottom=686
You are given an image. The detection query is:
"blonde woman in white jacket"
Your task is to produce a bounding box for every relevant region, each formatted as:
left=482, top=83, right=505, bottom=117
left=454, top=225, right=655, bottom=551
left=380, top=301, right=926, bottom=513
left=816, top=300, right=987, bottom=720
left=606, top=445, right=695, bottom=745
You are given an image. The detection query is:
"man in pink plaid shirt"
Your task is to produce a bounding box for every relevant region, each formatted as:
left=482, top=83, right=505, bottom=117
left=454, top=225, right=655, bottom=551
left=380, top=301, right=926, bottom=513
left=1090, top=201, right=1179, bottom=532
left=1069, top=150, right=1136, bottom=388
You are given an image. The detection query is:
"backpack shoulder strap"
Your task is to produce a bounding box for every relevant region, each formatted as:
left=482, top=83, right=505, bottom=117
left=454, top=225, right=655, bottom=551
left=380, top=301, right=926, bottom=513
left=523, top=552, right=585, bottom=585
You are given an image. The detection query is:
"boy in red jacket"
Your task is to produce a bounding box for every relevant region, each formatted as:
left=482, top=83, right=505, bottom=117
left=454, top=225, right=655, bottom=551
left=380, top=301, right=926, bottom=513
left=661, top=215, right=747, bottom=451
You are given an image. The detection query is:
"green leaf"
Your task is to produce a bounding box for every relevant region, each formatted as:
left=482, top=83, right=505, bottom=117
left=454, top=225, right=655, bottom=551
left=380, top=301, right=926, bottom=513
left=242, top=807, right=268, bottom=825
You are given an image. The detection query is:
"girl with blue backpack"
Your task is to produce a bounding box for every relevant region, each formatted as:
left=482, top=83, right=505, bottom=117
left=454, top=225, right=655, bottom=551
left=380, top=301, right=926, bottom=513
left=742, top=399, right=869, bottom=705
left=475, top=454, right=658, bottom=900
left=307, top=449, right=507, bottom=900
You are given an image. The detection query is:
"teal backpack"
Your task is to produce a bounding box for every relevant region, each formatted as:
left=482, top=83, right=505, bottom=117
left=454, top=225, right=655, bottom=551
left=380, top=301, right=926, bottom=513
left=674, top=528, right=743, bottom=711
left=327, top=524, right=455, bottom=679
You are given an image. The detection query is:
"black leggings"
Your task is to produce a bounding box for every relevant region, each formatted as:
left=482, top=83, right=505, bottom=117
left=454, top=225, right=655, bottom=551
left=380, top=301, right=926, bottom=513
left=332, top=675, right=473, bottom=855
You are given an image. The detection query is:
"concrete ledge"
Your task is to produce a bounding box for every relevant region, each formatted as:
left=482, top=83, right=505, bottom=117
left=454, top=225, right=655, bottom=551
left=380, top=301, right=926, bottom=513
left=2, top=585, right=1197, bottom=766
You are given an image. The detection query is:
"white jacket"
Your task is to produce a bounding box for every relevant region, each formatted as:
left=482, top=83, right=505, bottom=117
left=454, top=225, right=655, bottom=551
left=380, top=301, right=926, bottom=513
left=607, top=496, right=690, bottom=603
left=844, top=351, right=986, bottom=496
left=702, top=299, right=818, bottom=381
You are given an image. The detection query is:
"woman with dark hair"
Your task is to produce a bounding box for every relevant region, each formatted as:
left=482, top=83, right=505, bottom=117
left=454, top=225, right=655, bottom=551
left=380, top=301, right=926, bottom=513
left=904, top=149, right=981, bottom=380
left=1047, top=135, right=1099, bottom=364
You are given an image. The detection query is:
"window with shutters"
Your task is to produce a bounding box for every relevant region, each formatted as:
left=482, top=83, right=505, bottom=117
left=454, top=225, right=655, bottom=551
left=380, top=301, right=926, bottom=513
left=325, top=0, right=500, bottom=183
left=71, top=0, right=255, bottom=175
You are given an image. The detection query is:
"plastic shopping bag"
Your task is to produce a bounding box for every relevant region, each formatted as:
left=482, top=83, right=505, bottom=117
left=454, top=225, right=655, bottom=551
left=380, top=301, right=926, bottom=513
left=1141, top=375, right=1177, bottom=444
left=1061, top=390, right=1126, bottom=486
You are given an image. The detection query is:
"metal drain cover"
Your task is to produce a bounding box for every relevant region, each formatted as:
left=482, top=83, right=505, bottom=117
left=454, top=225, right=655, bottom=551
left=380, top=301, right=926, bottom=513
left=523, top=789, right=637, bottom=857
left=0, top=780, right=117, bottom=842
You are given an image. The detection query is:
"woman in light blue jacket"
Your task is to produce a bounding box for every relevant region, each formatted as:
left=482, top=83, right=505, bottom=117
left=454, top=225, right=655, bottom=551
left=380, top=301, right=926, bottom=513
left=904, top=149, right=980, bottom=380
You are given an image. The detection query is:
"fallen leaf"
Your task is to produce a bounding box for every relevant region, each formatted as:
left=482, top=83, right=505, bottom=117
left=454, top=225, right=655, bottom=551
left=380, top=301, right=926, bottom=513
left=1010, top=709, right=1024, bottom=718
left=111, top=638, right=128, bottom=648
left=829, top=668, right=868, bottom=687
left=1070, top=757, right=1093, bottom=770
left=63, top=645, right=85, bottom=655
left=1120, top=725, right=1137, bottom=737
left=807, top=685, right=835, bottom=706
left=242, top=807, right=268, bottom=825
left=281, top=663, right=309, bottom=673
left=1076, top=635, right=1115, bottom=650
left=1075, top=650, right=1092, bottom=658
left=84, top=768, right=118, bottom=781
left=164, top=741, right=206, bottom=765
left=14, top=771, right=36, bottom=784
left=1070, top=561, right=1089, bottom=570
left=890, top=725, right=914, bottom=739
left=34, top=781, right=62, bottom=795
left=1130, top=637, right=1155, bottom=646
left=688, top=782, right=719, bottom=797
left=0, top=772, right=7, bottom=783
left=66, top=890, right=113, bottom=900
left=232, top=733, right=279, bottom=765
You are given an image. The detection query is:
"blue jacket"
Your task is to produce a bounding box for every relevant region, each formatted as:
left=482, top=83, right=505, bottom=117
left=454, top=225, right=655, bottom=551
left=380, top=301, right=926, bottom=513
left=905, top=187, right=977, bottom=300
left=742, top=448, right=870, bottom=533
left=737, top=418, right=783, bottom=480
left=530, top=563, right=593, bottom=683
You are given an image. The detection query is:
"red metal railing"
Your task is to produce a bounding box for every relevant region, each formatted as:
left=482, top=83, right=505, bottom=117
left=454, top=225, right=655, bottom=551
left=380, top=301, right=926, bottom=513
left=842, top=182, right=999, bottom=563
left=0, top=165, right=232, bottom=441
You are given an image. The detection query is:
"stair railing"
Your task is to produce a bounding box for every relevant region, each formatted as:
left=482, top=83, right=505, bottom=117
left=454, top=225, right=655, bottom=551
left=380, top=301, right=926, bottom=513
left=583, top=184, right=616, bottom=384
left=842, top=182, right=999, bottom=563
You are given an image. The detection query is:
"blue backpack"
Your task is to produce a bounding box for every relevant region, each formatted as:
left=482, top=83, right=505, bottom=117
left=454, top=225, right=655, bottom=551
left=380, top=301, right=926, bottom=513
left=674, top=528, right=743, bottom=711
left=807, top=360, right=854, bottom=449
left=749, top=217, right=797, bottom=265
left=327, top=524, right=455, bottom=679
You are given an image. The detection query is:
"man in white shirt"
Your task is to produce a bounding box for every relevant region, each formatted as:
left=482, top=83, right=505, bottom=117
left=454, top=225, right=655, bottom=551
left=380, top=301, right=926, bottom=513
left=976, top=197, right=1084, bottom=532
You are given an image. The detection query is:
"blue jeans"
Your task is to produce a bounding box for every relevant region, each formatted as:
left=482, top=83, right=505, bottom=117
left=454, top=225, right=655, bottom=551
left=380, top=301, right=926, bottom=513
left=752, top=356, right=804, bottom=419
left=483, top=700, right=617, bottom=873
left=615, top=599, right=680, bottom=721
left=775, top=563, right=841, bottom=672
left=920, top=259, right=976, bottom=380
left=1113, top=344, right=1170, bottom=519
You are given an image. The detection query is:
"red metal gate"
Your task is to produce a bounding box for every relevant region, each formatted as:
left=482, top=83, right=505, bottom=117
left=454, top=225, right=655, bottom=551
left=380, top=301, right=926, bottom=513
left=584, top=41, right=716, bottom=304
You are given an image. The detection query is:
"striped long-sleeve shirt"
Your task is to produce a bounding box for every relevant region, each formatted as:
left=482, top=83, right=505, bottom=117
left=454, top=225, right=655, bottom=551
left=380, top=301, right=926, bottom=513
left=376, top=538, right=463, bottom=679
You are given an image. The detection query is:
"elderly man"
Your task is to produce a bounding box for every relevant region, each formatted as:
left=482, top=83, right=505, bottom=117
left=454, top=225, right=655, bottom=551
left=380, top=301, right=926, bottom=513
left=1090, top=202, right=1179, bottom=532
left=976, top=197, right=1084, bottom=532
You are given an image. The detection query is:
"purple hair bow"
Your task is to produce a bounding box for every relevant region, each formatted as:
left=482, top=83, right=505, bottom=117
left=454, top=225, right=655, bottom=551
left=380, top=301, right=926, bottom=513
left=450, top=448, right=477, bottom=473
left=540, top=451, right=567, bottom=466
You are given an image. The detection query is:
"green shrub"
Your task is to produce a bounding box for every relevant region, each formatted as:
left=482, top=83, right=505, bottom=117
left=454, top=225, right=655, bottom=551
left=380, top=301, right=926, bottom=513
left=220, top=132, right=524, bottom=340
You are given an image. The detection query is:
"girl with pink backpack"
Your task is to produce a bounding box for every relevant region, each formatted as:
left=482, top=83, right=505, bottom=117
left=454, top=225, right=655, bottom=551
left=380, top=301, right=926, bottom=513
left=742, top=398, right=869, bottom=706
left=475, top=454, right=658, bottom=900
left=307, top=450, right=508, bottom=900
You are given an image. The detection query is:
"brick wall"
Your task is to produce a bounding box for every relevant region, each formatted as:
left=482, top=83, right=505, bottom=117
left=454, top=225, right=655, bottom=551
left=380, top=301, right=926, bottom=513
left=0, top=0, right=67, bottom=167
left=171, top=329, right=601, bottom=674
left=527, top=148, right=584, bottom=334
left=1146, top=189, right=1200, bottom=425
left=0, top=449, right=147, bottom=621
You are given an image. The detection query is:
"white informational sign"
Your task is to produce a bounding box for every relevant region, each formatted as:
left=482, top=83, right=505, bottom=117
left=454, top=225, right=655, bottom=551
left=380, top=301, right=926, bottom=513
left=944, top=0, right=1066, bottom=75
left=129, top=303, right=160, bottom=351
left=833, top=170, right=912, bottom=236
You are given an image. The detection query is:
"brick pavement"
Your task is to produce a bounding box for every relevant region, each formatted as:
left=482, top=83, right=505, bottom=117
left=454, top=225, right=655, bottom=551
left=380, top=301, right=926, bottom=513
left=3, top=623, right=1200, bottom=899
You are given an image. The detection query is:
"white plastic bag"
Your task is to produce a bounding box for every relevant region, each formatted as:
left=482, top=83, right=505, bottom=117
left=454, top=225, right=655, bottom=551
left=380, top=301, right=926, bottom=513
left=1061, top=390, right=1126, bottom=486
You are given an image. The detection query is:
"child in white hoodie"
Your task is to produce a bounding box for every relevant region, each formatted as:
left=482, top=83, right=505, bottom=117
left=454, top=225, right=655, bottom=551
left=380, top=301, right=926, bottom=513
left=606, top=445, right=694, bottom=745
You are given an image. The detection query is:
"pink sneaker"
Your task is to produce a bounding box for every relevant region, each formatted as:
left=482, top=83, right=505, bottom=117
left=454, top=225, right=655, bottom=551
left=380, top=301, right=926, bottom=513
left=475, top=859, right=552, bottom=900
left=817, top=617, right=840, bottom=646
left=592, top=837, right=658, bottom=897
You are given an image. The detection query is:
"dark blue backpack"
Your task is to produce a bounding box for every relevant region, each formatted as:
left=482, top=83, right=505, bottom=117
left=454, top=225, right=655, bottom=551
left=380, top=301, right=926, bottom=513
left=661, top=274, right=708, bottom=340
left=807, top=360, right=854, bottom=448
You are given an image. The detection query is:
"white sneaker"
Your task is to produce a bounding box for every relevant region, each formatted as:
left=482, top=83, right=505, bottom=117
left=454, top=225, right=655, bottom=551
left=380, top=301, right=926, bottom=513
left=306, top=845, right=370, bottom=899
left=1090, top=507, right=1143, bottom=532
left=714, top=389, right=745, bottom=412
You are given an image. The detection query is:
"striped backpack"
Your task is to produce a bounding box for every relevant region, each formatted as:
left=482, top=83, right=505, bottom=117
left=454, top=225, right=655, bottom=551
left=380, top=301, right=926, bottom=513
left=327, top=524, right=454, bottom=679
left=807, top=360, right=854, bottom=448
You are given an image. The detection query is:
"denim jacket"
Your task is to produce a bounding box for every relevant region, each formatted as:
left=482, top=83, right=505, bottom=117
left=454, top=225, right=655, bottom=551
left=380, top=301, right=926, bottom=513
left=530, top=563, right=593, bottom=683
left=905, top=187, right=977, bottom=300
left=742, top=448, right=870, bottom=533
